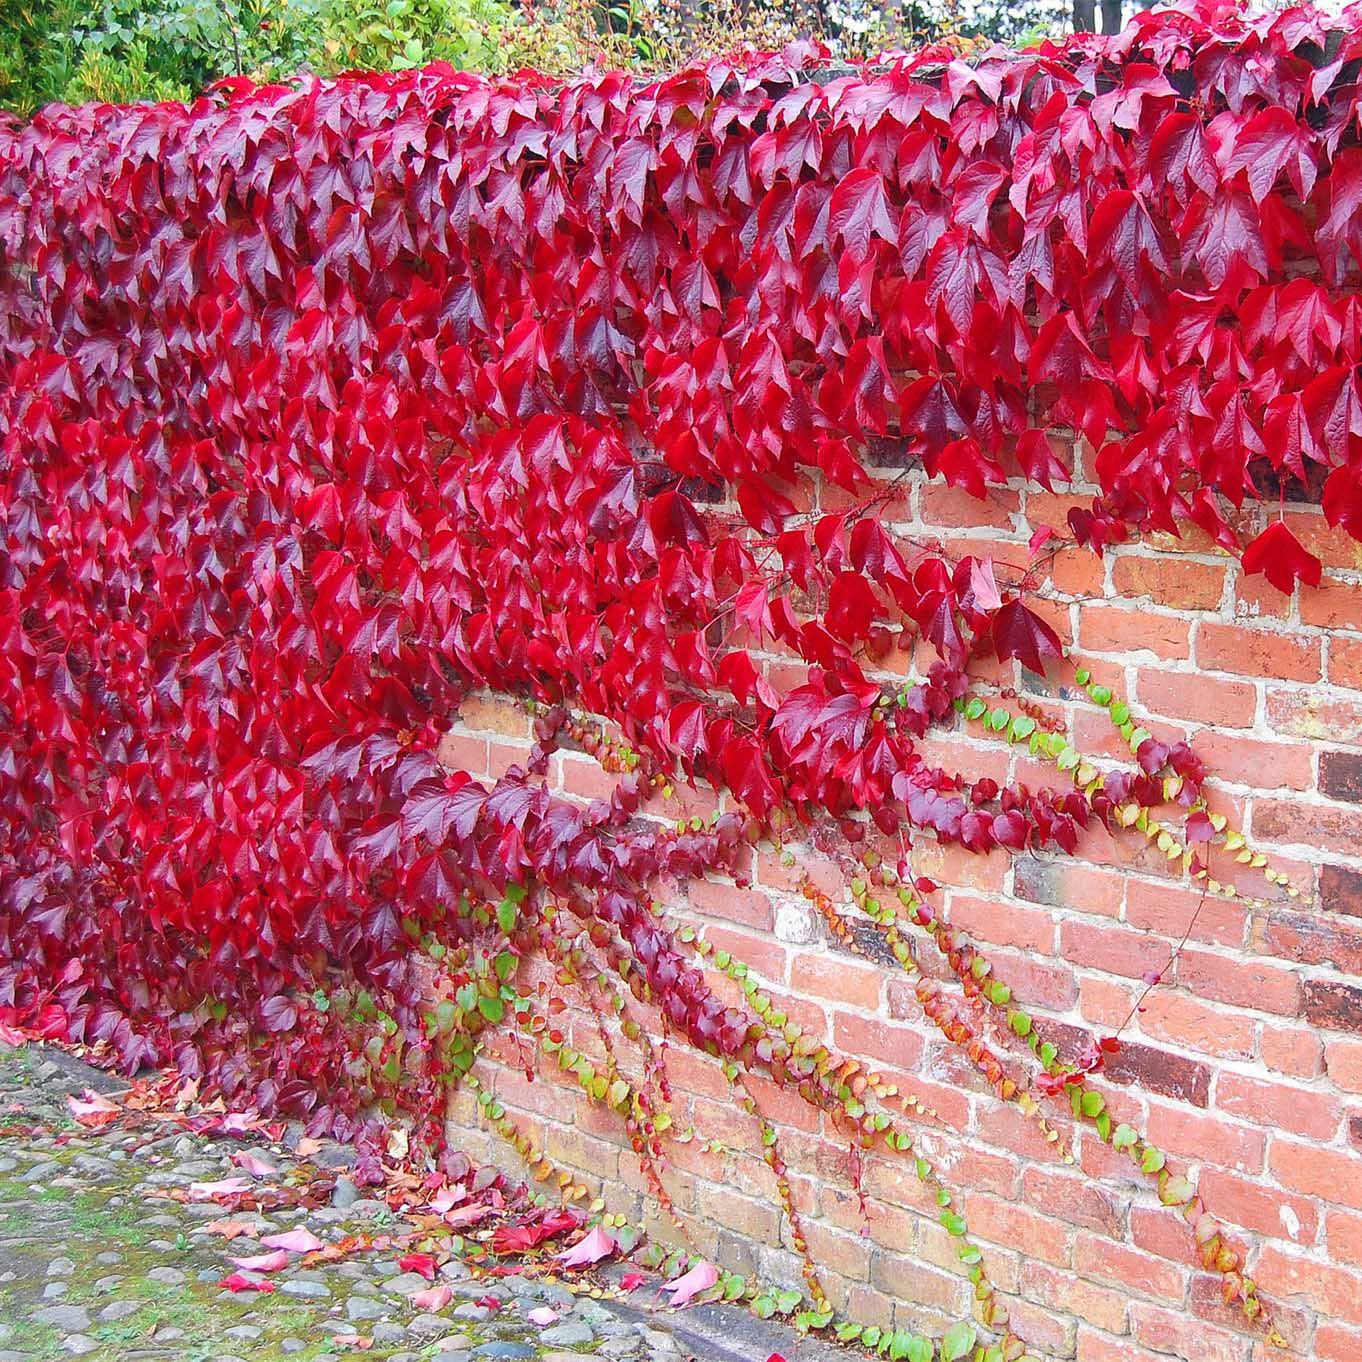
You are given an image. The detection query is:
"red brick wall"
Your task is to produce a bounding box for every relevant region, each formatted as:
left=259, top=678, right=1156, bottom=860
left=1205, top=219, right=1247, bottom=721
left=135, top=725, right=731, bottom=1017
left=441, top=454, right=1362, bottom=1362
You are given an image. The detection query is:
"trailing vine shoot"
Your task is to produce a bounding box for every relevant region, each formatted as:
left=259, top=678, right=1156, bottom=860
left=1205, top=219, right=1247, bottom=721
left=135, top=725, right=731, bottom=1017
left=1, top=3, right=1358, bottom=1358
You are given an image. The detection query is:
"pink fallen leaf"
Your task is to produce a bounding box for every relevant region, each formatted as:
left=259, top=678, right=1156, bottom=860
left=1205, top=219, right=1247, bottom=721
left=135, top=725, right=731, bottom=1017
left=229, top=1249, right=289, bottom=1273
left=620, top=1272, right=647, bottom=1292
left=189, top=1177, right=251, bottom=1200
left=333, top=1336, right=373, bottom=1351
left=219, top=1272, right=276, bottom=1293
left=68, top=1091, right=120, bottom=1128
left=527, top=1307, right=560, bottom=1326
left=0, top=1023, right=26, bottom=1047
left=664, top=1260, right=719, bottom=1307
left=221, top=1113, right=257, bottom=1134
left=428, top=1186, right=467, bottom=1214
left=261, top=1228, right=325, bottom=1253
left=555, top=1225, right=618, bottom=1269
left=231, top=1150, right=276, bottom=1178
left=443, top=1201, right=493, bottom=1229
left=409, top=1284, right=453, bottom=1311
left=203, top=1218, right=258, bottom=1240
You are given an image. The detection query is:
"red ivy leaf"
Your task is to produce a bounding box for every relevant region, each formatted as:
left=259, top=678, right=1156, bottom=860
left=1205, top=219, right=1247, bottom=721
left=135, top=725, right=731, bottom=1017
left=1240, top=521, right=1321, bottom=595
left=991, top=600, right=1063, bottom=676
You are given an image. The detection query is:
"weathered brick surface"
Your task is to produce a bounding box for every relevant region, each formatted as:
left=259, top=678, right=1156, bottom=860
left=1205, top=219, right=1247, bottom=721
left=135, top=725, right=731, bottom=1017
left=442, top=487, right=1362, bottom=1362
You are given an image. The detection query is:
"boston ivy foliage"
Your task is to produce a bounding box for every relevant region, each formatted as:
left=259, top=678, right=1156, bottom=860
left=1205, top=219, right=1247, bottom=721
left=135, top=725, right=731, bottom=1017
left=0, top=3, right=1351, bottom=1354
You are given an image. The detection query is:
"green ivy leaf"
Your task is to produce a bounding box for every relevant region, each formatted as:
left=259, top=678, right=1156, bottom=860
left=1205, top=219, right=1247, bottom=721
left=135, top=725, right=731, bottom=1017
left=1113, top=1123, right=1138, bottom=1150
left=940, top=1209, right=967, bottom=1236
left=964, top=697, right=987, bottom=721
left=1142, top=1146, right=1166, bottom=1174
left=1080, top=1090, right=1105, bottom=1118
left=941, top=1320, right=976, bottom=1362
left=752, top=1296, right=776, bottom=1319
left=1009, top=714, right=1036, bottom=741
left=496, top=897, right=517, bottom=933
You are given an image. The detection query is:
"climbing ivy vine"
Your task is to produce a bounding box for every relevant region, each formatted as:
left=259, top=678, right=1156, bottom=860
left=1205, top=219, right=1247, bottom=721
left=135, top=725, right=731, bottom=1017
left=0, top=4, right=1351, bottom=1356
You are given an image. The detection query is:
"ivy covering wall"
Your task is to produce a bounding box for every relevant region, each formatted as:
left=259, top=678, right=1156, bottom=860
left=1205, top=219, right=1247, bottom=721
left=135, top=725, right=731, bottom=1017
left=3, top=4, right=1362, bottom=1357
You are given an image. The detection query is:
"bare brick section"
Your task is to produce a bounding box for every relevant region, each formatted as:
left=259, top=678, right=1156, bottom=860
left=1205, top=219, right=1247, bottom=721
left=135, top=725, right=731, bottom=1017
left=1321, top=750, right=1362, bottom=804
left=444, top=499, right=1362, bottom=1362
left=1321, top=864, right=1362, bottom=918
left=1304, top=979, right=1362, bottom=1035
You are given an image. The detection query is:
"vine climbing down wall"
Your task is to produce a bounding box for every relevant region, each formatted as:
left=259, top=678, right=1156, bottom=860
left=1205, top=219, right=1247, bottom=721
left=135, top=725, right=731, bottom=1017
left=3, top=3, right=1362, bottom=1361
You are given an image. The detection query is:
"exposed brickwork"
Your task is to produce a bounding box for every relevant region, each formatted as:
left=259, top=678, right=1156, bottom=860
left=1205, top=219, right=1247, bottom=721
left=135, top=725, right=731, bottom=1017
left=442, top=485, right=1362, bottom=1362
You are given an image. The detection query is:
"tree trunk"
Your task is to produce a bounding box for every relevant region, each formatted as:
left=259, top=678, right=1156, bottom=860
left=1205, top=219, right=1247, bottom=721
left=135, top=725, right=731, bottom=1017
left=1073, top=0, right=1096, bottom=32
left=1100, top=0, right=1122, bottom=33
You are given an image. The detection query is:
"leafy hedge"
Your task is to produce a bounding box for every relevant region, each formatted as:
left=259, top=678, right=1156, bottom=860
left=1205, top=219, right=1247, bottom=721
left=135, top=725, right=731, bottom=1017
left=0, top=4, right=1356, bottom=1345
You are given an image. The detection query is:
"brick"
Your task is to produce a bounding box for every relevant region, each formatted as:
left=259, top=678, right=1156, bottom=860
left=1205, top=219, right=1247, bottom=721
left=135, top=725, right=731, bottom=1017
left=947, top=892, right=1055, bottom=952
left=1303, top=976, right=1362, bottom=1034
left=1075, top=1328, right=1173, bottom=1362
left=1327, top=1208, right=1362, bottom=1268
left=1197, top=622, right=1321, bottom=681
left=1196, top=1168, right=1319, bottom=1245
left=1021, top=1260, right=1129, bottom=1332
left=832, top=1012, right=924, bottom=1071
left=1134, top=667, right=1258, bottom=728
left=1014, top=857, right=1124, bottom=917
left=1047, top=1020, right=1212, bottom=1106
left=1022, top=1168, right=1122, bottom=1237
left=683, top=877, right=773, bottom=931
left=1059, top=920, right=1170, bottom=979
left=1190, top=731, right=1314, bottom=790
left=435, top=729, right=489, bottom=774
left=1326, top=1038, right=1362, bottom=1092
left=919, top=482, right=1019, bottom=529
left=1316, top=1323, right=1362, bottom=1362
left=1322, top=749, right=1362, bottom=803
left=790, top=953, right=881, bottom=1008
left=961, top=1191, right=1071, bottom=1265
left=1216, top=1072, right=1340, bottom=1140
left=1051, top=546, right=1107, bottom=596
left=1145, top=1103, right=1266, bottom=1174
left=1254, top=1244, right=1362, bottom=1326
left=1188, top=1271, right=1314, bottom=1353
left=1138, top=991, right=1255, bottom=1059
left=1259, top=1024, right=1323, bottom=1078
left=1251, top=796, right=1362, bottom=856
left=1129, top=1301, right=1247, bottom=1362
left=1331, top=634, right=1362, bottom=689
left=1299, top=573, right=1362, bottom=628
left=1080, top=605, right=1191, bottom=660
left=1232, top=566, right=1292, bottom=620
left=1283, top=509, right=1362, bottom=570
left=1266, top=687, right=1362, bottom=743
left=1269, top=1136, right=1362, bottom=1209
left=1320, top=863, right=1362, bottom=919
left=1112, top=554, right=1227, bottom=610
left=1175, top=948, right=1301, bottom=1015
left=1125, top=880, right=1245, bottom=948
left=1259, top=909, right=1362, bottom=975
left=868, top=1250, right=967, bottom=1312
left=457, top=692, right=531, bottom=736
left=985, top=949, right=1079, bottom=1011
left=703, top=926, right=786, bottom=987
left=1079, top=975, right=1138, bottom=1027
left=1071, top=1233, right=1186, bottom=1301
